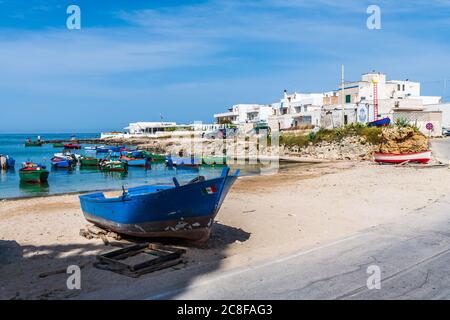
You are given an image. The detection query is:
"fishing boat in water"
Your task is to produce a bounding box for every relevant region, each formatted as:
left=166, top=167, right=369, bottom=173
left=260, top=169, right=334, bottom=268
left=373, top=151, right=432, bottom=164
left=368, top=117, right=391, bottom=127
left=53, top=143, right=64, bottom=148
left=141, top=151, right=166, bottom=162
left=25, top=140, right=43, bottom=147
left=54, top=152, right=80, bottom=163
left=80, top=156, right=100, bottom=167
left=201, top=156, right=227, bottom=167
left=99, top=160, right=128, bottom=172
left=119, top=155, right=149, bottom=167
left=108, top=146, right=124, bottom=153
left=0, top=155, right=15, bottom=170
left=166, top=156, right=201, bottom=170
left=51, top=156, right=72, bottom=168
left=79, top=167, right=239, bottom=241
left=19, top=163, right=49, bottom=183
left=64, top=143, right=81, bottom=150
left=96, top=146, right=110, bottom=153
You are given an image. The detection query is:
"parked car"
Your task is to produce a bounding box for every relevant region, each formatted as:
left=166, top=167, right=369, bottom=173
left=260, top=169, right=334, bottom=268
left=443, top=127, right=450, bottom=137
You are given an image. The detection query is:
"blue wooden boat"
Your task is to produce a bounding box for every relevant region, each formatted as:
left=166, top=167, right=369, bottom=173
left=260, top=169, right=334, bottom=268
left=108, top=146, right=124, bottom=152
left=96, top=146, right=110, bottom=153
left=51, top=156, right=72, bottom=168
left=110, top=151, right=121, bottom=158
left=119, top=156, right=149, bottom=167
left=368, top=117, right=391, bottom=127
left=79, top=168, right=239, bottom=241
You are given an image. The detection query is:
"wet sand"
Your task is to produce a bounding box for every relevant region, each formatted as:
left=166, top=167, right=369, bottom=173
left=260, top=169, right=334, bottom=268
left=1, top=161, right=449, bottom=299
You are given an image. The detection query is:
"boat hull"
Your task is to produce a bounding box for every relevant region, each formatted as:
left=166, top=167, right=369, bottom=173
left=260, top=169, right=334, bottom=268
left=100, top=161, right=128, bottom=172
left=80, top=158, right=99, bottom=166
left=79, top=169, right=238, bottom=241
left=83, top=213, right=213, bottom=241
left=19, top=170, right=49, bottom=182
left=25, top=142, right=43, bottom=147
left=64, top=144, right=81, bottom=150
left=368, top=117, right=391, bottom=127
left=51, top=160, right=71, bottom=168
left=373, top=151, right=432, bottom=164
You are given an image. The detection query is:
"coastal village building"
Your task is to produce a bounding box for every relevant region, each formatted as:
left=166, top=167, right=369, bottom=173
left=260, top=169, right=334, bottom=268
left=103, top=72, right=448, bottom=139
left=267, top=91, right=325, bottom=131
left=101, top=121, right=225, bottom=139
left=214, top=104, right=274, bottom=126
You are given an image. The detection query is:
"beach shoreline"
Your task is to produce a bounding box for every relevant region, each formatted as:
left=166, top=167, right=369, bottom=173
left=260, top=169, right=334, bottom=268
left=1, top=160, right=450, bottom=299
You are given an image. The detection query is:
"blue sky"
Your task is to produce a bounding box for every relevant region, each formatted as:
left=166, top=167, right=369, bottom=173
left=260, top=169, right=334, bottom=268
left=0, top=0, right=450, bottom=133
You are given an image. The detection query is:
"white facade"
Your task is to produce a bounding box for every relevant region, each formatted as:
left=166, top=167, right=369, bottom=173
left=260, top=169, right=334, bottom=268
left=214, top=104, right=274, bottom=125
left=425, top=103, right=450, bottom=128
left=125, top=122, right=177, bottom=135
left=268, top=91, right=325, bottom=130
left=337, top=72, right=442, bottom=119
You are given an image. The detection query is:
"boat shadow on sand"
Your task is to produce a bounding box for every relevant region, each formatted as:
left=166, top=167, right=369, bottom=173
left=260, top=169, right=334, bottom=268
left=0, top=223, right=251, bottom=300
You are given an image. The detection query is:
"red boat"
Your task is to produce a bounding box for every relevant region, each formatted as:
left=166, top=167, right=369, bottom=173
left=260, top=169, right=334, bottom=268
left=64, top=143, right=81, bottom=150
left=373, top=151, right=431, bottom=164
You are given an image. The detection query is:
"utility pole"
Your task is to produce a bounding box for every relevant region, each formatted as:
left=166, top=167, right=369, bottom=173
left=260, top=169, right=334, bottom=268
left=341, top=64, right=345, bottom=126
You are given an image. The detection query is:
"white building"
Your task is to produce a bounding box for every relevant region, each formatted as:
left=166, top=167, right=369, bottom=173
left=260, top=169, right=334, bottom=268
left=214, top=104, right=274, bottom=125
left=125, top=122, right=178, bottom=135
left=335, top=72, right=442, bottom=120
left=268, top=91, right=325, bottom=131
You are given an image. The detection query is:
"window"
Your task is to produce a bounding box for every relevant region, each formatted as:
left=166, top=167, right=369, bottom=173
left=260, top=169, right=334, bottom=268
left=398, top=84, right=401, bottom=91
left=403, top=84, right=405, bottom=91
left=345, top=95, right=351, bottom=103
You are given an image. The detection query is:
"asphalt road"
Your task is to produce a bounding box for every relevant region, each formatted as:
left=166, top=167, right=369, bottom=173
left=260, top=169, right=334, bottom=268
left=139, top=195, right=450, bottom=299
left=83, top=138, right=450, bottom=300
left=432, top=137, right=450, bottom=163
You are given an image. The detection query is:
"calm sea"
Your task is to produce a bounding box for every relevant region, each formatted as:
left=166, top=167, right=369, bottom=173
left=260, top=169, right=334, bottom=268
left=0, top=133, right=263, bottom=199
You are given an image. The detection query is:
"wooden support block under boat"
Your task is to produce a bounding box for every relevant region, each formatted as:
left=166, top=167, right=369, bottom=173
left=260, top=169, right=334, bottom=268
left=94, top=243, right=186, bottom=277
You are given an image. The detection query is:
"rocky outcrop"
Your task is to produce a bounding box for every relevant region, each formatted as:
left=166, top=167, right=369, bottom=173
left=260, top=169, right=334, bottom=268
left=287, top=136, right=375, bottom=161
left=378, top=127, right=429, bottom=154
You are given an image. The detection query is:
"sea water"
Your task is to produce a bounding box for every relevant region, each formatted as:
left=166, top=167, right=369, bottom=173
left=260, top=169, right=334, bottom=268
left=0, top=133, right=265, bottom=199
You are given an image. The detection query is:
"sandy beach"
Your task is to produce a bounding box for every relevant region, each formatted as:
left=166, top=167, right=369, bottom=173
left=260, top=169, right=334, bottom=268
left=1, top=160, right=450, bottom=299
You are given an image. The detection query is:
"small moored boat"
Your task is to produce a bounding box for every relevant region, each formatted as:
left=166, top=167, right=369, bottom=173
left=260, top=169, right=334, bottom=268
left=201, top=156, right=227, bottom=167
left=25, top=140, right=43, bottom=147
left=96, top=146, right=110, bottom=153
left=19, top=163, right=49, bottom=183
left=166, top=156, right=200, bottom=170
left=53, top=143, right=64, bottom=148
left=80, top=156, right=100, bottom=167
left=64, top=143, right=81, bottom=150
left=368, top=117, right=391, bottom=127
left=79, top=168, right=239, bottom=241
left=141, top=151, right=166, bottom=162
left=119, top=156, right=149, bottom=167
left=373, top=151, right=432, bottom=164
left=51, top=157, right=72, bottom=168
left=99, top=160, right=128, bottom=172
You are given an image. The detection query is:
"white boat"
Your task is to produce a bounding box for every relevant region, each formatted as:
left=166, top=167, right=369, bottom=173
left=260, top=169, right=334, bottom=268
left=373, top=151, right=431, bottom=164
left=54, top=152, right=81, bottom=161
